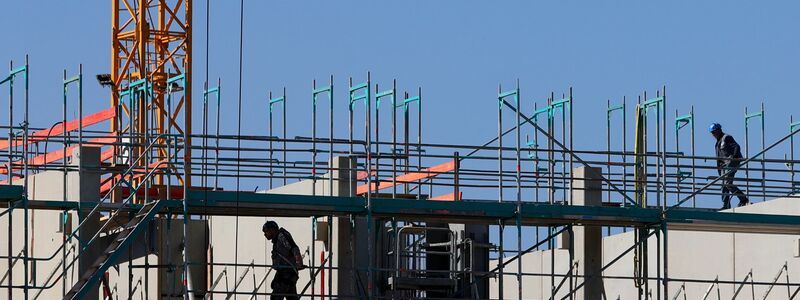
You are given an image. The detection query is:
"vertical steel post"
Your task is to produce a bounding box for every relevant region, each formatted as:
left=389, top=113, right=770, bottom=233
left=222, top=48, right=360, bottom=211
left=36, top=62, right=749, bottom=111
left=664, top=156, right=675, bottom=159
left=569, top=87, right=574, bottom=205
left=417, top=87, right=422, bottom=200
left=761, top=102, right=766, bottom=201
left=329, top=75, right=334, bottom=197
left=497, top=84, right=504, bottom=300
left=517, top=84, right=523, bottom=299
left=745, top=103, right=765, bottom=202
left=662, top=86, right=667, bottom=211
left=607, top=99, right=612, bottom=206
left=269, top=91, right=273, bottom=190
left=791, top=116, right=799, bottom=194
left=22, top=56, right=30, bottom=300
left=675, top=108, right=693, bottom=208
left=365, top=72, right=373, bottom=300
left=623, top=97, right=627, bottom=210
left=312, top=80, right=318, bottom=197
left=691, top=107, right=696, bottom=207
left=745, top=106, right=750, bottom=200
left=391, top=81, right=396, bottom=198
left=5, top=61, right=12, bottom=300
left=202, top=81, right=208, bottom=191
left=268, top=90, right=286, bottom=188
left=662, top=222, right=669, bottom=300
left=283, top=87, right=287, bottom=186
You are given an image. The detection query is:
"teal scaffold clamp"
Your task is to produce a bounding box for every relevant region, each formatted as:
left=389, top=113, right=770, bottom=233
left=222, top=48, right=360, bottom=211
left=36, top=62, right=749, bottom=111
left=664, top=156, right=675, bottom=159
left=375, top=87, right=395, bottom=107
left=312, top=81, right=333, bottom=108
left=642, top=96, right=664, bottom=112
left=203, top=79, right=220, bottom=107
left=525, top=136, right=537, bottom=159
left=269, top=93, right=285, bottom=112
left=607, top=103, right=624, bottom=118
left=674, top=111, right=694, bottom=182
left=675, top=114, right=692, bottom=131
left=549, top=97, right=570, bottom=117
left=498, top=88, right=519, bottom=107
left=789, top=121, right=800, bottom=193
left=399, top=95, right=420, bottom=111
left=349, top=80, right=369, bottom=109
left=529, top=97, right=572, bottom=122
left=790, top=121, right=800, bottom=132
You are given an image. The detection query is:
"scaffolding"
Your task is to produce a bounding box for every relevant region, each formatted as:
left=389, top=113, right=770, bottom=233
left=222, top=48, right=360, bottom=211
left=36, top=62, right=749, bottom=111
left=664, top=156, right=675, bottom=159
left=3, top=2, right=800, bottom=300
left=0, top=58, right=800, bottom=299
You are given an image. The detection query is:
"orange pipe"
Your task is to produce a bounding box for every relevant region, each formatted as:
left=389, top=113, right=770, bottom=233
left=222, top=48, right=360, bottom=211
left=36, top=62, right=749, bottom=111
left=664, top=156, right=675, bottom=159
left=0, top=107, right=116, bottom=150
left=429, top=192, right=462, bottom=201
left=356, top=160, right=456, bottom=195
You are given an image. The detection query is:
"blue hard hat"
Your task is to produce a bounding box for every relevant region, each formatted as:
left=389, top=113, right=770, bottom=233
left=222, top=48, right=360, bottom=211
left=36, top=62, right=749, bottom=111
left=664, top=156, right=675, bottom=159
left=708, top=123, right=722, bottom=133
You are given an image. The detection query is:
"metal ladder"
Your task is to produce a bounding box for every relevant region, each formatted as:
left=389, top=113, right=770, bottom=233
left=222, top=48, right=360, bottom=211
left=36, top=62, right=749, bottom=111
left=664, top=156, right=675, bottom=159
left=63, top=200, right=165, bottom=299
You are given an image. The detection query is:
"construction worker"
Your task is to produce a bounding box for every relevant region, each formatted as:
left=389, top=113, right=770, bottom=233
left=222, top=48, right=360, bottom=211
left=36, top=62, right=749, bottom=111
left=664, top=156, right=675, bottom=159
left=263, top=220, right=305, bottom=300
left=710, top=123, right=750, bottom=209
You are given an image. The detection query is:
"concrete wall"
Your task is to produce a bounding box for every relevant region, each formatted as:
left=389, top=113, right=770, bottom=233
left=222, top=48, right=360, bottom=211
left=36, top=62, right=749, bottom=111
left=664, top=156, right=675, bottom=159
left=1, top=147, right=102, bottom=299
left=207, top=156, right=356, bottom=299
left=491, top=197, right=800, bottom=300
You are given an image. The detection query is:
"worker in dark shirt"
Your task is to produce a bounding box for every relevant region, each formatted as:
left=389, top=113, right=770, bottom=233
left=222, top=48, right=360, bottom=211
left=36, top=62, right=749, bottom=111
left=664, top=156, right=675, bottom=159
left=710, top=123, right=750, bottom=209
left=263, top=220, right=304, bottom=300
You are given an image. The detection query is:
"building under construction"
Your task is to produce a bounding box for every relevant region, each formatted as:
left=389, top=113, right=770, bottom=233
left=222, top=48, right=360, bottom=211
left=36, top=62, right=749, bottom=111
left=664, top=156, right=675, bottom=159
left=3, top=1, right=800, bottom=300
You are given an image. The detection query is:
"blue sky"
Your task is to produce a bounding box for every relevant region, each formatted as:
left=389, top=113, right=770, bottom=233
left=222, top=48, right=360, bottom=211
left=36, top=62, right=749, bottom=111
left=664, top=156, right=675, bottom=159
left=2, top=0, right=799, bottom=252
left=2, top=1, right=797, bottom=148
left=2, top=1, right=799, bottom=196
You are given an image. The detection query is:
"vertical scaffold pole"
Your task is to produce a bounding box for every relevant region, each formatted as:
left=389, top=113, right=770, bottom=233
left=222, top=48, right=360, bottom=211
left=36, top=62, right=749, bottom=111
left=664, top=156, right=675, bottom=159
left=675, top=108, right=694, bottom=207
left=375, top=80, right=396, bottom=196
left=744, top=103, right=765, bottom=202
left=496, top=83, right=505, bottom=300
left=365, top=73, right=373, bottom=300
left=21, top=56, right=30, bottom=300
left=548, top=92, right=554, bottom=205
left=624, top=97, right=627, bottom=209
left=268, top=90, right=286, bottom=188
left=607, top=98, right=626, bottom=206
left=312, top=76, right=333, bottom=299
left=202, top=81, right=208, bottom=191
left=4, top=61, right=12, bottom=299
left=679, top=105, right=697, bottom=207
left=498, top=81, right=521, bottom=299
left=662, top=221, right=669, bottom=300
left=349, top=73, right=372, bottom=298
left=60, top=67, right=83, bottom=297
left=641, top=91, right=664, bottom=208
left=569, top=87, right=574, bottom=205
left=790, top=116, right=800, bottom=194
left=399, top=91, right=420, bottom=198
left=312, top=76, right=335, bottom=196
left=2, top=57, right=31, bottom=298
left=761, top=102, right=766, bottom=201
left=203, top=79, right=220, bottom=191
left=662, top=86, right=667, bottom=211
left=516, top=82, right=522, bottom=300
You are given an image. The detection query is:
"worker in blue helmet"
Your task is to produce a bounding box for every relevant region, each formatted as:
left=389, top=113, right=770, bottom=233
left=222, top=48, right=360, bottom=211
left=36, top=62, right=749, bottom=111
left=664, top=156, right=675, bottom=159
left=263, top=220, right=305, bottom=300
left=709, top=123, right=749, bottom=209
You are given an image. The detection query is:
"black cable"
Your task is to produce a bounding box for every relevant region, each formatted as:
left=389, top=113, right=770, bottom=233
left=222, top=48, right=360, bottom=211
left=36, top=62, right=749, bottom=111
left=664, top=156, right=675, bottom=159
left=233, top=0, right=245, bottom=287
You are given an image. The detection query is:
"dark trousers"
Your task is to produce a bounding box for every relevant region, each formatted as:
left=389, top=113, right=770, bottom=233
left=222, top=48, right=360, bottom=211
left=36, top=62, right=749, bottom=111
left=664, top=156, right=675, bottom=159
left=271, top=271, right=299, bottom=300
left=720, top=169, right=749, bottom=209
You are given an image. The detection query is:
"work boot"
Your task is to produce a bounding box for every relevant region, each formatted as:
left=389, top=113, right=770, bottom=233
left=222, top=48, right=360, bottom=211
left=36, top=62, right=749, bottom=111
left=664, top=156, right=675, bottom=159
left=737, top=198, right=750, bottom=207
left=721, top=201, right=731, bottom=210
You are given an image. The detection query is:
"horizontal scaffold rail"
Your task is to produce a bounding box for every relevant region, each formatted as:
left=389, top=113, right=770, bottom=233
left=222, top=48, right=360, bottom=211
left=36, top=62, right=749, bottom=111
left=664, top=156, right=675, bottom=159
left=2, top=186, right=799, bottom=234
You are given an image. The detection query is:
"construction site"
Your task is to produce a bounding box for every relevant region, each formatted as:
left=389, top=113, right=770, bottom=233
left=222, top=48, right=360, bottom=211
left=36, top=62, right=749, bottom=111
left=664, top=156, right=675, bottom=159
left=2, top=1, right=800, bottom=300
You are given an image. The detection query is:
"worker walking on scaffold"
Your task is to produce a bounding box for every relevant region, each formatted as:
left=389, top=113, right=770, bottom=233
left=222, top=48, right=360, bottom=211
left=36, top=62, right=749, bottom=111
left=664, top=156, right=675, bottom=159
left=709, top=123, right=750, bottom=209
left=263, top=220, right=306, bottom=300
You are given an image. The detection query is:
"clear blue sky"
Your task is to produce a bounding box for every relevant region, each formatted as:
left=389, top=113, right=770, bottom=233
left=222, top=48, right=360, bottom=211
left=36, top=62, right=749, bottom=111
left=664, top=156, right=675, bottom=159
left=2, top=1, right=797, bottom=148
left=2, top=0, right=799, bottom=251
